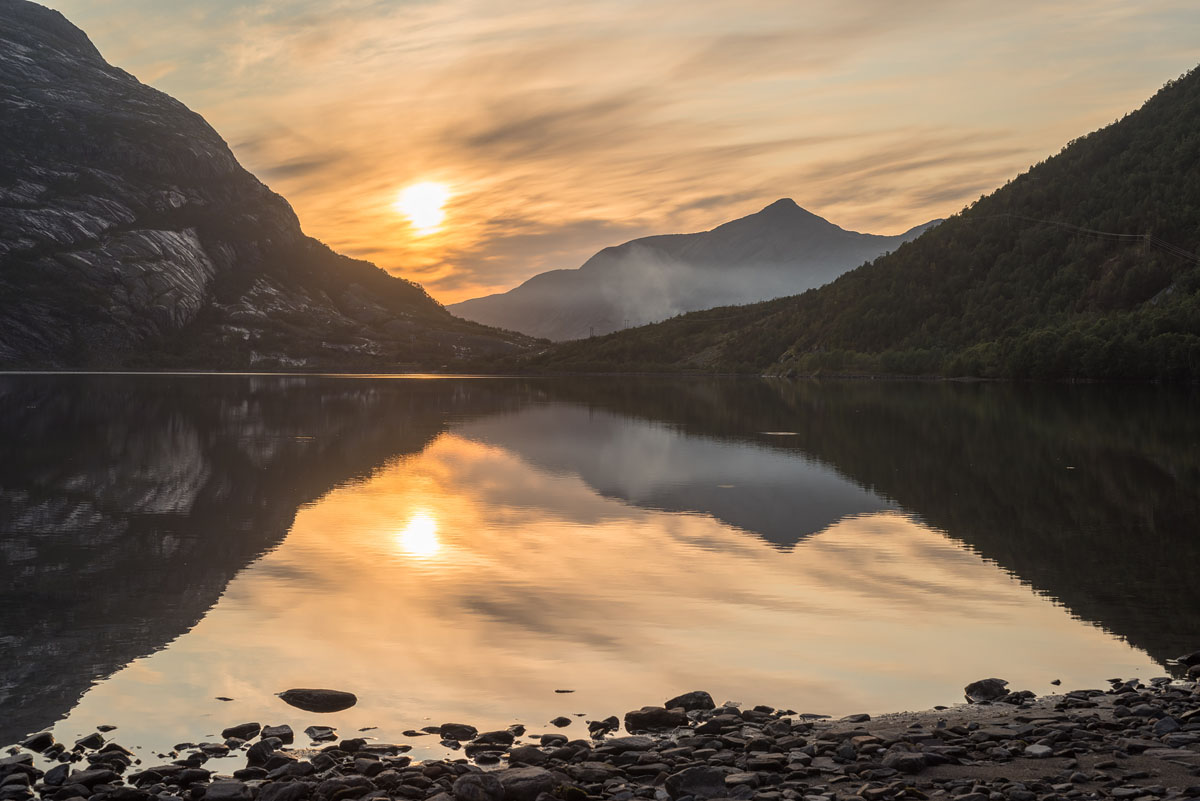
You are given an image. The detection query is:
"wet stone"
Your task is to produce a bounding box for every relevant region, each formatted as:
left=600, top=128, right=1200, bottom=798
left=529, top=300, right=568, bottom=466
left=262, top=725, right=294, bottom=744
left=452, top=772, right=504, bottom=801
left=441, top=724, right=478, bottom=742
left=303, top=726, right=337, bottom=743
left=205, top=781, right=253, bottom=801
left=277, top=689, right=358, bottom=713
left=221, top=724, right=261, bottom=741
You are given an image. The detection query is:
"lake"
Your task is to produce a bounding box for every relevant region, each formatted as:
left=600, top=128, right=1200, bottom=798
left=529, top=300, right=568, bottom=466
left=1, top=374, right=1197, bottom=763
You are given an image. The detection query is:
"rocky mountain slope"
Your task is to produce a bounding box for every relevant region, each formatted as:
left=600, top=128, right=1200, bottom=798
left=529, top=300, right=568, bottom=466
left=518, top=67, right=1200, bottom=379
left=0, top=0, right=530, bottom=370
left=449, top=200, right=937, bottom=341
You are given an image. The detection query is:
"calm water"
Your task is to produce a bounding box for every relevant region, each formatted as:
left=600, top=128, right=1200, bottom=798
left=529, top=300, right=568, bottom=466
left=1, top=374, right=1198, bottom=762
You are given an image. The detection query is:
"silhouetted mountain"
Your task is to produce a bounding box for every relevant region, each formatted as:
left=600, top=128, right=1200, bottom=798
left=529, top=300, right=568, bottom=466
left=519, top=67, right=1200, bottom=379
left=0, top=0, right=530, bottom=369
left=0, top=374, right=527, bottom=744
left=449, top=200, right=937, bottom=341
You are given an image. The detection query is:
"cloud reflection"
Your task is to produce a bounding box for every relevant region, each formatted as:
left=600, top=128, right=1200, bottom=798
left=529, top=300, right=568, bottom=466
left=54, top=430, right=1157, bottom=760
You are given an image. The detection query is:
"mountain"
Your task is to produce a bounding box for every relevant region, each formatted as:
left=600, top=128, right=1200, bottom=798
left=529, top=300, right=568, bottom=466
left=516, top=67, right=1200, bottom=380
left=0, top=0, right=531, bottom=370
left=449, top=200, right=938, bottom=341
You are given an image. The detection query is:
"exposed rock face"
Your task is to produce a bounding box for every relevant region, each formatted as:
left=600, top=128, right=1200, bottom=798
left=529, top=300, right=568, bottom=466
left=449, top=200, right=939, bottom=341
left=0, top=0, right=529, bottom=369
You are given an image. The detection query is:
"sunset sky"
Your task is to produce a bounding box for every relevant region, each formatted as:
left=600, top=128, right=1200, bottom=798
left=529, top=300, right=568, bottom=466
left=40, top=0, right=1200, bottom=304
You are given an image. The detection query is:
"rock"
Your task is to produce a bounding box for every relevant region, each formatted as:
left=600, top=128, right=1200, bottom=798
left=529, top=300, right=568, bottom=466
left=1153, top=716, right=1181, bottom=735
left=663, top=691, right=716, bottom=712
left=624, top=706, right=687, bottom=732
left=604, top=736, right=656, bottom=752
left=665, top=767, right=726, bottom=800
left=43, top=765, right=70, bottom=788
left=587, top=717, right=620, bottom=737
left=440, top=724, right=478, bottom=742
left=221, top=723, right=261, bottom=741
left=549, top=717, right=572, bottom=728
left=262, top=725, right=294, bottom=744
left=1176, top=650, right=1200, bottom=666
left=304, top=726, right=337, bottom=742
left=65, top=770, right=119, bottom=789
left=205, top=781, right=252, bottom=801
left=964, top=678, right=1009, bottom=703
left=497, top=768, right=555, bottom=801
left=473, top=731, right=515, bottom=747
left=258, top=782, right=314, bottom=801
left=277, top=689, right=357, bottom=713
left=246, top=738, right=281, bottom=767
left=1024, top=744, right=1054, bottom=758
left=18, top=734, right=54, bottom=753
left=507, top=746, right=549, bottom=767
left=840, top=713, right=871, bottom=723
left=880, top=751, right=926, bottom=774
left=452, top=773, right=504, bottom=801
left=73, top=733, right=105, bottom=751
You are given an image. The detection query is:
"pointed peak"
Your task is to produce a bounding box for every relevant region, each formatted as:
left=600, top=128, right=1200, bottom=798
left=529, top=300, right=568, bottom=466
left=755, top=198, right=823, bottom=221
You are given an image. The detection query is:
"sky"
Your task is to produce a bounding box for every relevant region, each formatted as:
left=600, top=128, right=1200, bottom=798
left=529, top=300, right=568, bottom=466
left=38, top=0, right=1200, bottom=304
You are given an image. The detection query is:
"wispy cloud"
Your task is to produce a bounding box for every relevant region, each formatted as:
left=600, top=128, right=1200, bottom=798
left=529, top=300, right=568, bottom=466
left=40, top=0, right=1200, bottom=302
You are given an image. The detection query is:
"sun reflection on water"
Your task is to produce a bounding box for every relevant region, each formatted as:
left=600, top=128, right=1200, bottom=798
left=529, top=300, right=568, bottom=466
left=395, top=511, right=441, bottom=558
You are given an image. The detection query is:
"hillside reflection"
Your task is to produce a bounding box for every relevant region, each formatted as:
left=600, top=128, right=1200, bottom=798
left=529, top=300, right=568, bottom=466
left=50, top=432, right=1153, bottom=759
left=2, top=375, right=1196, bottom=751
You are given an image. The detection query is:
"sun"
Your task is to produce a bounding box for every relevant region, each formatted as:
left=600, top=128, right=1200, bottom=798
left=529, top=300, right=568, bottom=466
left=395, top=182, right=450, bottom=234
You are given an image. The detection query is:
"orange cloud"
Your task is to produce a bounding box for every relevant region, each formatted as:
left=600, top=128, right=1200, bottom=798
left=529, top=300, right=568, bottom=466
left=40, top=0, right=1200, bottom=303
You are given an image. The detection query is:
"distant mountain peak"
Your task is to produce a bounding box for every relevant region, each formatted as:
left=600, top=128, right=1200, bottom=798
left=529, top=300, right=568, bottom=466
left=450, top=199, right=939, bottom=340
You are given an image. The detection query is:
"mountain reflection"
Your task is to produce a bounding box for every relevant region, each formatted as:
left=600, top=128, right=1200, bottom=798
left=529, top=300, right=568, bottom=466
left=1, top=375, right=1196, bottom=750
left=531, top=377, right=1200, bottom=667
left=0, top=375, right=520, bottom=746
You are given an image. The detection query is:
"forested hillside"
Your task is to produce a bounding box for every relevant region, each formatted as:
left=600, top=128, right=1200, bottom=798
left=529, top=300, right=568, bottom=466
left=518, top=67, right=1200, bottom=380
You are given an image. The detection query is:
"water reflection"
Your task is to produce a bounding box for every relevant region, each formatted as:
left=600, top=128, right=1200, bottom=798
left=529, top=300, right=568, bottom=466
left=395, top=512, right=442, bottom=559
left=43, top=431, right=1154, bottom=761
left=1, top=375, right=1197, bottom=758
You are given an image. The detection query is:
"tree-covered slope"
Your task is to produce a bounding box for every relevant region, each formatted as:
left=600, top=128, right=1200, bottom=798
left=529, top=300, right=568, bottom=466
left=518, top=67, right=1200, bottom=380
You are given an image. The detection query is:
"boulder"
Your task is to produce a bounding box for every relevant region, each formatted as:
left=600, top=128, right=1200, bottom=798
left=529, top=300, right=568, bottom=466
left=624, top=706, right=687, bottom=732
left=205, top=781, right=252, bottom=801
left=663, top=691, right=715, bottom=712
left=303, top=726, right=337, bottom=743
left=258, top=782, right=314, bottom=801
left=261, top=725, right=294, bottom=744
left=221, top=723, right=261, bottom=741
left=440, top=723, right=478, bottom=741
left=665, top=767, right=726, bottom=800
left=277, top=689, right=357, bottom=713
left=452, top=773, right=504, bottom=801
left=881, top=750, right=926, bottom=774
left=496, top=767, right=555, bottom=801
left=964, top=678, right=1009, bottom=703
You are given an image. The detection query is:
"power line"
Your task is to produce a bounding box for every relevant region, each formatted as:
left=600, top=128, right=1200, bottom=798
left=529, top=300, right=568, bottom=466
left=976, top=212, right=1200, bottom=264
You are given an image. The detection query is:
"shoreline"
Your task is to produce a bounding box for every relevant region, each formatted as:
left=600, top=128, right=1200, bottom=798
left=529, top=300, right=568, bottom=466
left=5, top=677, right=1199, bottom=801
